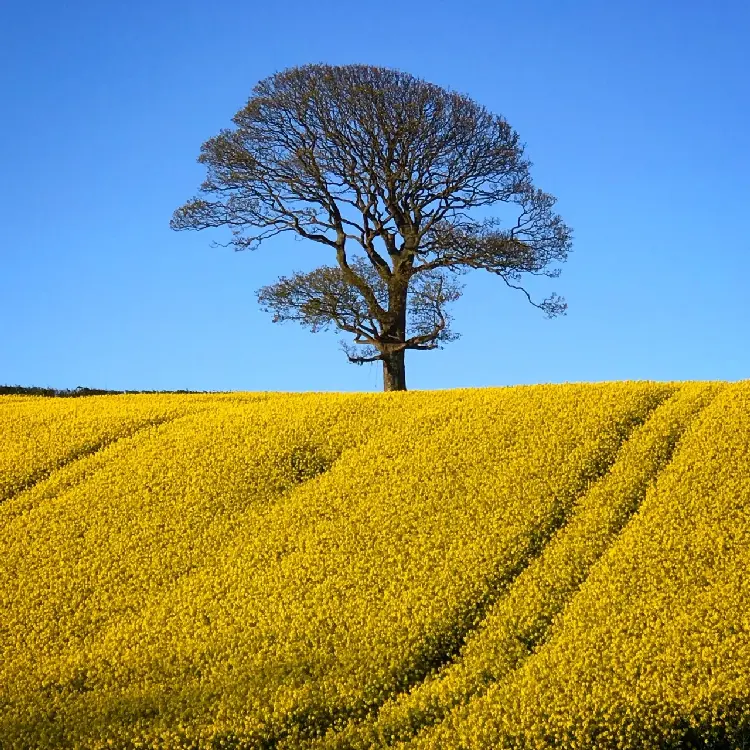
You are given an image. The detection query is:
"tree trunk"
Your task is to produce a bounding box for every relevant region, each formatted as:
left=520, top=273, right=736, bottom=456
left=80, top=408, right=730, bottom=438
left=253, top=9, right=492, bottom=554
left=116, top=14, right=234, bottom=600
left=382, top=349, right=407, bottom=391
left=382, top=273, right=410, bottom=392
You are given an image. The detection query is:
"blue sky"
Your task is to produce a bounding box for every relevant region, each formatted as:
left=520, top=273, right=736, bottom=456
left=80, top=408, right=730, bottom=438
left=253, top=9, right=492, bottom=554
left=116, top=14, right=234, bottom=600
left=1, top=0, right=748, bottom=392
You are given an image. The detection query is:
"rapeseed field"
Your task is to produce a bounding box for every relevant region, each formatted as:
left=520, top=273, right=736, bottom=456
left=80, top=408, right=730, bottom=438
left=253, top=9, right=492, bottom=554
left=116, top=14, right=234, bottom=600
left=0, top=382, right=748, bottom=749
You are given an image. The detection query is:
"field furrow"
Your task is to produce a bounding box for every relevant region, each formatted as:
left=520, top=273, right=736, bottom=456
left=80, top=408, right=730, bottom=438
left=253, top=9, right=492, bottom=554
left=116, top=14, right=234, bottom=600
left=307, top=382, right=722, bottom=749
left=406, top=382, right=750, bottom=750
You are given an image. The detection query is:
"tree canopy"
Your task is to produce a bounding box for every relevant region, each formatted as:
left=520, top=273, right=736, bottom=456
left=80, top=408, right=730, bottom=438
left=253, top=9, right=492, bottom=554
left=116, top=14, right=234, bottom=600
left=172, top=64, right=573, bottom=390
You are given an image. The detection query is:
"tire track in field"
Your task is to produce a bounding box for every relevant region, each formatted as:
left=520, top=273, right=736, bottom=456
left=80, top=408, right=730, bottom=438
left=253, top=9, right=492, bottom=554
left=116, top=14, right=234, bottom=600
left=0, top=413, right=188, bottom=507
left=249, top=391, right=683, bottom=749
left=357, top=385, right=722, bottom=750
left=0, top=395, right=276, bottom=508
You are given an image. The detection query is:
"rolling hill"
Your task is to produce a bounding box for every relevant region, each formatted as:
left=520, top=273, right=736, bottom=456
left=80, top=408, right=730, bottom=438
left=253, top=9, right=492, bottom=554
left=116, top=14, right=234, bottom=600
left=1, top=382, right=748, bottom=749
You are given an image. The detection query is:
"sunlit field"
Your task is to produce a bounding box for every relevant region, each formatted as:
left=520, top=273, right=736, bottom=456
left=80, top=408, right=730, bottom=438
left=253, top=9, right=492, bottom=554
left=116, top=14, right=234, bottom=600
left=1, top=382, right=748, bottom=749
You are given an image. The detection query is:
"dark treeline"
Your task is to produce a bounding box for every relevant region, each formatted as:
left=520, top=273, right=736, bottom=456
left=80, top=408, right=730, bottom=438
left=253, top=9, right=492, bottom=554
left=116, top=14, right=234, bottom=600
left=0, top=386, right=211, bottom=397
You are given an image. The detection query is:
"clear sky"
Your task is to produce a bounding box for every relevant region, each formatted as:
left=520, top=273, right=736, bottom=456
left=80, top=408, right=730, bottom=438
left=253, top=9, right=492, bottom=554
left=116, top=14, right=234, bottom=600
left=1, top=0, right=748, bottom=392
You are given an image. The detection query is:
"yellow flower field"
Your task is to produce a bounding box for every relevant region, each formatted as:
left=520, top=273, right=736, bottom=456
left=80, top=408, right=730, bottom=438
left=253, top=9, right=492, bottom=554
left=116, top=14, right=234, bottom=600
left=0, top=382, right=748, bottom=749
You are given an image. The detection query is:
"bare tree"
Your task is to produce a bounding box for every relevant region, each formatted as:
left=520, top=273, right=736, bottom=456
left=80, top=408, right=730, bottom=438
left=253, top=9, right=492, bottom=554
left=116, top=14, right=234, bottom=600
left=171, top=64, right=572, bottom=391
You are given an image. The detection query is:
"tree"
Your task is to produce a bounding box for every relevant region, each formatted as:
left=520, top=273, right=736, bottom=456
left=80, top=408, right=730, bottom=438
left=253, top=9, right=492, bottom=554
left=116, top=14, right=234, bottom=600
left=171, top=64, right=572, bottom=391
